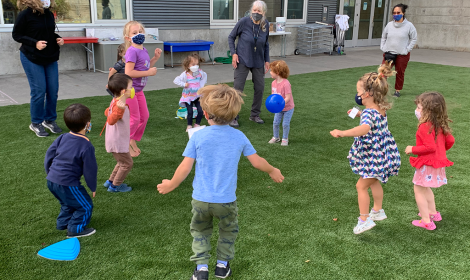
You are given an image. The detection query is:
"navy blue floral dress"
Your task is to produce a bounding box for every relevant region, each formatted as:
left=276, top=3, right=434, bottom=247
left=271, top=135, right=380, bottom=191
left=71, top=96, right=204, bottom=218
left=348, top=109, right=401, bottom=183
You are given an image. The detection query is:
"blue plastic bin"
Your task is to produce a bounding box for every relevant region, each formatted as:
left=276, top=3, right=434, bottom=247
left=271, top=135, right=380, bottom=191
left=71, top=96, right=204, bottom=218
left=163, top=40, right=215, bottom=67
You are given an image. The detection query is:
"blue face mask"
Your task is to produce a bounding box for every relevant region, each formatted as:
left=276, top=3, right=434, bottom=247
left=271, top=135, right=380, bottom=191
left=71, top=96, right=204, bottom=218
left=355, top=93, right=363, bottom=106
left=131, top=33, right=145, bottom=45
left=393, top=14, right=403, bottom=21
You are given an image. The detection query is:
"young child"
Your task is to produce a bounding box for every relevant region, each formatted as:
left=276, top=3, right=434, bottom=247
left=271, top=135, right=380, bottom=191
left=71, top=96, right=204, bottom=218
left=330, top=63, right=401, bottom=234
left=405, top=92, right=454, bottom=230
left=267, top=60, right=294, bottom=146
left=106, top=43, right=126, bottom=96
left=173, top=54, right=208, bottom=131
left=157, top=84, right=284, bottom=280
left=123, top=21, right=162, bottom=157
left=103, top=73, right=134, bottom=193
left=44, top=103, right=97, bottom=238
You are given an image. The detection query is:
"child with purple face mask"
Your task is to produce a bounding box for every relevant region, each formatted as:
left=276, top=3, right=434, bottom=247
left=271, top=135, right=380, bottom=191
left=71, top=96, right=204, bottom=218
left=330, top=63, right=401, bottom=235
left=405, top=92, right=455, bottom=231
left=122, top=21, right=162, bottom=157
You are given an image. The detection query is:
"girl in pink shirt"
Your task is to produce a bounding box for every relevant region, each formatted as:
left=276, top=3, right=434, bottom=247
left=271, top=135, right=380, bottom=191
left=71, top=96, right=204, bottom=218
left=268, top=60, right=294, bottom=146
left=405, top=92, right=455, bottom=230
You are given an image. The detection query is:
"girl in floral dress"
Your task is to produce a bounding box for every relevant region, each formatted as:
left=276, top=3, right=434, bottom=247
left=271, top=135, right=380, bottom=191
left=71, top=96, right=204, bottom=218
left=330, top=63, right=401, bottom=234
left=173, top=54, right=208, bottom=131
left=405, top=92, right=454, bottom=231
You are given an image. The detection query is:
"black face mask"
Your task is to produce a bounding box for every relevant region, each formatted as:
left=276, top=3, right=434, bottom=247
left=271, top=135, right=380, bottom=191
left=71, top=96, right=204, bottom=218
left=355, top=93, right=363, bottom=106
left=252, top=13, right=262, bottom=22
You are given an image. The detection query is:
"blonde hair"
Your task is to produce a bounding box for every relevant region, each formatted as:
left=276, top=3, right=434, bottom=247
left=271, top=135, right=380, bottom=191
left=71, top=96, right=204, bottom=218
left=270, top=60, right=290, bottom=79
left=358, top=62, right=396, bottom=111
left=182, top=53, right=200, bottom=72
left=251, top=1, right=268, bottom=32
left=17, top=0, right=56, bottom=14
left=117, top=43, right=126, bottom=62
left=415, top=92, right=452, bottom=136
left=123, top=21, right=146, bottom=51
left=199, top=84, right=245, bottom=125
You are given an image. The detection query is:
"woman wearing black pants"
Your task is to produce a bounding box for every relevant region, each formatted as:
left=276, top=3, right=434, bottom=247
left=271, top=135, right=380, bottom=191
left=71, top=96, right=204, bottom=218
left=228, top=0, right=270, bottom=127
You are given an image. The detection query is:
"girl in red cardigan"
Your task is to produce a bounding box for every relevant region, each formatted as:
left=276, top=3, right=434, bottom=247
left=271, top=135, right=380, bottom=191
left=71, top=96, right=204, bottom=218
left=405, top=92, right=455, bottom=230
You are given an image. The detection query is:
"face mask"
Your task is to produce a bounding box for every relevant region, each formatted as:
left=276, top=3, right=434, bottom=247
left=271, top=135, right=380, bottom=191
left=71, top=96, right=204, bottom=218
left=86, top=122, right=92, bottom=134
left=189, top=65, right=199, bottom=72
left=41, top=0, right=51, bottom=8
left=355, top=93, right=363, bottom=106
left=415, top=109, right=421, bottom=120
left=252, top=13, right=263, bottom=22
left=393, top=14, right=403, bottom=21
left=131, top=33, right=145, bottom=45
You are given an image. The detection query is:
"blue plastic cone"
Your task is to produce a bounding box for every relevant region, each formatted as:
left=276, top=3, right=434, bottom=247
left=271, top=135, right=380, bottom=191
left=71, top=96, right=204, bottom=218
left=37, top=238, right=80, bottom=261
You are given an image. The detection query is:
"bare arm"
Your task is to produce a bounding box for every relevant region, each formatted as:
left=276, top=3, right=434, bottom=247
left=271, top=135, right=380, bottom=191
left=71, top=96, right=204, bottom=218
left=247, top=154, right=284, bottom=183
left=330, top=124, right=370, bottom=138
left=157, top=157, right=195, bottom=194
left=108, top=68, right=117, bottom=80
left=125, top=62, right=156, bottom=78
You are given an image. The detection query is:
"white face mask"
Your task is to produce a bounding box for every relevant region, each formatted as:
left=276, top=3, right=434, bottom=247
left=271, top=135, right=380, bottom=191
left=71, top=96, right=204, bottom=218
left=415, top=109, right=421, bottom=120
left=189, top=65, right=199, bottom=72
left=41, top=0, right=51, bottom=8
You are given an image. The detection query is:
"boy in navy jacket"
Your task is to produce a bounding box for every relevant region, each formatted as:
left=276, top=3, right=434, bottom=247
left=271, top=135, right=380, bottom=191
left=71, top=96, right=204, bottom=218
left=44, top=104, right=98, bottom=238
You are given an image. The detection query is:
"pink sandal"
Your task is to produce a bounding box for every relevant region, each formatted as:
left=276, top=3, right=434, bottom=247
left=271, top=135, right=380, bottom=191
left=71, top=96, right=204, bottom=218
left=418, top=211, right=442, bottom=222
left=412, top=220, right=436, bottom=230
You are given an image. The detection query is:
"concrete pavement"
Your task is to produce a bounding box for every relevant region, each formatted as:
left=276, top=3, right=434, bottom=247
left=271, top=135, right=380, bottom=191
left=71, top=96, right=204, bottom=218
left=1, top=47, right=469, bottom=106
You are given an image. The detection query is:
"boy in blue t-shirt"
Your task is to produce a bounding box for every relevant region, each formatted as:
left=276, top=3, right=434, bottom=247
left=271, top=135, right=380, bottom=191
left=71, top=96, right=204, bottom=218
left=44, top=103, right=98, bottom=238
left=157, top=84, right=284, bottom=280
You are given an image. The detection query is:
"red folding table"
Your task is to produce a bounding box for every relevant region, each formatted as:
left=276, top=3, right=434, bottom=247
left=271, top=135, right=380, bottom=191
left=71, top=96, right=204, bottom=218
left=62, top=37, right=99, bottom=72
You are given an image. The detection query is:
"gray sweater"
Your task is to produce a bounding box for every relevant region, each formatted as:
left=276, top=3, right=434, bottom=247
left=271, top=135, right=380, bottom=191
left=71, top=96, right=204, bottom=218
left=380, top=19, right=417, bottom=55
left=228, top=16, right=270, bottom=69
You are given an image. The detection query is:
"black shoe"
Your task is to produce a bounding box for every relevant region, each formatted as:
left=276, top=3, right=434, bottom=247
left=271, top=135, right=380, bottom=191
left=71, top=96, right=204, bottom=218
left=190, top=267, right=209, bottom=280
left=42, top=121, right=63, bottom=134
left=29, top=123, right=49, bottom=137
left=249, top=116, right=265, bottom=124
left=393, top=91, right=400, bottom=97
left=229, top=119, right=239, bottom=128
left=215, top=262, right=232, bottom=278
left=67, top=227, right=96, bottom=238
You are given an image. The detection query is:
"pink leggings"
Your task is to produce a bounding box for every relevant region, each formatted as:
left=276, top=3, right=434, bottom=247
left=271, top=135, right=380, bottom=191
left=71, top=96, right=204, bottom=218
left=126, top=91, right=149, bottom=141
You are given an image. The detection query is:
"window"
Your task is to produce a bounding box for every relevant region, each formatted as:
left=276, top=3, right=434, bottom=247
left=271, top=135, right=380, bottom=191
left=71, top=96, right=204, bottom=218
left=1, top=0, right=130, bottom=26
left=213, top=0, right=234, bottom=20
left=95, top=0, right=127, bottom=20
left=211, top=0, right=305, bottom=26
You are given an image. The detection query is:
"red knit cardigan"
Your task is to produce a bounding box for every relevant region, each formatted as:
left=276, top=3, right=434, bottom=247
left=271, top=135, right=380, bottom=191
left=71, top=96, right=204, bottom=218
left=410, top=122, right=455, bottom=169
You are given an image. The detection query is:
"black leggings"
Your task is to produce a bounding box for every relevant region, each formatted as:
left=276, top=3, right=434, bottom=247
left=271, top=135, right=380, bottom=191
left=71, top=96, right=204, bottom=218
left=185, top=99, right=203, bottom=126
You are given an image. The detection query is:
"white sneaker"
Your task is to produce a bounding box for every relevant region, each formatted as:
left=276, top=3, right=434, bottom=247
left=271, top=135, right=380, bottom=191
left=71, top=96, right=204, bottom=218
left=353, top=217, right=376, bottom=234
left=281, top=139, right=289, bottom=146
left=369, top=209, right=387, bottom=221
left=268, top=137, right=280, bottom=144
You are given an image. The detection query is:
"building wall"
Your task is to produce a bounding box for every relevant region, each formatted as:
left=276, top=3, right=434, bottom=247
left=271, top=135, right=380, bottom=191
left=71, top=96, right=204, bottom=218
left=391, top=0, right=470, bottom=52
left=1, top=27, right=298, bottom=75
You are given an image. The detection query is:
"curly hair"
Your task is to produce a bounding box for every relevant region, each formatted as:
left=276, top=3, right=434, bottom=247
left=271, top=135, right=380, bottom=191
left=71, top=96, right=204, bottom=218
left=270, top=60, right=290, bottom=79
left=415, top=92, right=452, bottom=136
left=198, top=84, right=245, bottom=125
left=358, top=62, right=396, bottom=111
left=17, top=0, right=56, bottom=14
left=182, top=53, right=200, bottom=72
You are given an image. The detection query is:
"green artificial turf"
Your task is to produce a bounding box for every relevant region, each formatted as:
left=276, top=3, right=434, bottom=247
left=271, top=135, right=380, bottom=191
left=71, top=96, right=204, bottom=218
left=1, top=62, right=469, bottom=279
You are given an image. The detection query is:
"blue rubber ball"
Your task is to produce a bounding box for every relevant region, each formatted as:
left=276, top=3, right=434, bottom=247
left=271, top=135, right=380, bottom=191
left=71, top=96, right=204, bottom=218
left=265, top=94, right=285, bottom=113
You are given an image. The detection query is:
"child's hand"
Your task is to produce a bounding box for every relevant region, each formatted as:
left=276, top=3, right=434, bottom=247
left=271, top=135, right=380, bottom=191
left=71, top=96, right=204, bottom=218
left=157, top=179, right=177, bottom=194
left=269, top=168, right=284, bottom=183
left=347, top=109, right=361, bottom=118
left=185, top=83, right=189, bottom=88
left=154, top=48, right=162, bottom=60
left=148, top=67, right=157, bottom=76
left=109, top=67, right=113, bottom=71
left=92, top=192, right=96, bottom=198
left=330, top=129, right=343, bottom=138
left=405, top=146, right=414, bottom=155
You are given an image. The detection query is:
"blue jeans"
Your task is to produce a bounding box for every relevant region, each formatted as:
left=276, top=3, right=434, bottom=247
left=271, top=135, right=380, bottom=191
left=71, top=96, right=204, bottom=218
left=20, top=52, right=59, bottom=124
left=273, top=108, right=294, bottom=139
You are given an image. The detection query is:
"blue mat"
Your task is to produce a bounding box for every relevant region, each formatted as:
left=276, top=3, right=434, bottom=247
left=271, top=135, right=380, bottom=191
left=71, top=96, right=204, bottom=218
left=37, top=238, right=80, bottom=261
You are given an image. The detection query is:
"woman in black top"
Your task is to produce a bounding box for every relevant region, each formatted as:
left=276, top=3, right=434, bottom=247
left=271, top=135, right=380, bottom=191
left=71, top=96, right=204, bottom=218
left=228, top=0, right=270, bottom=127
left=12, top=0, right=64, bottom=137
